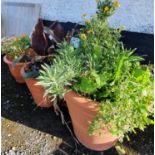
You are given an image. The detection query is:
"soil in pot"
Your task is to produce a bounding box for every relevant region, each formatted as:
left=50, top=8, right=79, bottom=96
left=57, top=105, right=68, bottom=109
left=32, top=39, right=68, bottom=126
left=64, top=91, right=118, bottom=151
left=21, top=65, right=53, bottom=108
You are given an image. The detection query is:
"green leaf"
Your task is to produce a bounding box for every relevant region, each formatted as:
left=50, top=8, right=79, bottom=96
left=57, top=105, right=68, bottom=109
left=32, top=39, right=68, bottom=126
left=74, top=77, right=97, bottom=94
left=114, top=53, right=126, bottom=82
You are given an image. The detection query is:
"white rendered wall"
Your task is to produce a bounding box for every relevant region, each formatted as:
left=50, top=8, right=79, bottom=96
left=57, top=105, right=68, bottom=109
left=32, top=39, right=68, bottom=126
left=2, top=0, right=154, bottom=34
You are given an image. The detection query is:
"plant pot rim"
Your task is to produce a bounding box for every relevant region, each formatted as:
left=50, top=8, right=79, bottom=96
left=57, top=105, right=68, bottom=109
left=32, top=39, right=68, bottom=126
left=64, top=90, right=100, bottom=113
left=3, top=55, right=29, bottom=66
left=3, top=48, right=36, bottom=65
left=65, top=90, right=99, bottom=104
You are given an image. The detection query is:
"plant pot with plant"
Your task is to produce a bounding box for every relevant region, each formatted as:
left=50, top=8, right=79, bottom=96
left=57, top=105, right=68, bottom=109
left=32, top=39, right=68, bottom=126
left=36, top=0, right=154, bottom=151
left=21, top=57, right=54, bottom=108
left=2, top=34, right=36, bottom=83
left=21, top=19, right=75, bottom=108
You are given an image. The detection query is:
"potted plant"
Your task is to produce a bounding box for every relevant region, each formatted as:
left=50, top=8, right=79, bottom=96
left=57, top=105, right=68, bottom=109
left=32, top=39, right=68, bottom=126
left=36, top=0, right=154, bottom=151
left=21, top=19, right=74, bottom=108
left=2, top=34, right=36, bottom=83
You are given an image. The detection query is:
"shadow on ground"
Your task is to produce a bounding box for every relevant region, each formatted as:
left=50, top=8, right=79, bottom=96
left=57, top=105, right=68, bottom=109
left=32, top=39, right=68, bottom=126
left=1, top=58, right=154, bottom=155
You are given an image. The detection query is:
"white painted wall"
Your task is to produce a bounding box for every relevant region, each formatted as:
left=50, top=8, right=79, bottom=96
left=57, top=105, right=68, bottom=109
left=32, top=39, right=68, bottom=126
left=2, top=0, right=154, bottom=34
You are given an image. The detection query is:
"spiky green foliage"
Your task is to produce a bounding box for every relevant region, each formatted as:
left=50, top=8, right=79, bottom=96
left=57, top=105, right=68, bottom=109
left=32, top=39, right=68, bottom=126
left=36, top=42, right=82, bottom=98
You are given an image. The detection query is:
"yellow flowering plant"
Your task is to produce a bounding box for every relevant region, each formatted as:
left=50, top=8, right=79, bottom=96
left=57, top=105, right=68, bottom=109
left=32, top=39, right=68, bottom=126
left=82, top=12, right=87, bottom=17
left=87, top=29, right=94, bottom=34
left=80, top=33, right=87, bottom=40
left=97, top=0, right=120, bottom=18
left=37, top=0, right=154, bottom=141
left=113, top=0, right=120, bottom=7
left=2, top=34, right=31, bottom=60
left=74, top=0, right=153, bottom=140
left=84, top=19, right=91, bottom=25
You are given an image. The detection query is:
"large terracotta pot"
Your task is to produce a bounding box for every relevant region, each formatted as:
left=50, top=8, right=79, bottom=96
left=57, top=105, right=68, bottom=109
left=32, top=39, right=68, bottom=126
left=3, top=55, right=28, bottom=83
left=21, top=67, right=53, bottom=108
left=64, top=91, right=118, bottom=151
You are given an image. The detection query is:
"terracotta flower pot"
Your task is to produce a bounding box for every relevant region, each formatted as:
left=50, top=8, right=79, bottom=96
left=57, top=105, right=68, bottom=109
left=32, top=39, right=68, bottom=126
left=21, top=67, right=53, bottom=108
left=3, top=55, right=28, bottom=83
left=64, top=91, right=118, bottom=151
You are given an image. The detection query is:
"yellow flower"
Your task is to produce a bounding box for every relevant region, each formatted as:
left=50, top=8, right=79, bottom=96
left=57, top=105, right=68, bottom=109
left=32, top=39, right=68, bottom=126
left=96, top=0, right=100, bottom=3
left=113, top=1, right=120, bottom=8
left=80, top=33, right=87, bottom=40
left=103, top=6, right=110, bottom=13
left=84, top=19, right=91, bottom=24
left=21, top=34, right=27, bottom=38
left=82, top=13, right=87, bottom=17
left=87, top=29, right=93, bottom=33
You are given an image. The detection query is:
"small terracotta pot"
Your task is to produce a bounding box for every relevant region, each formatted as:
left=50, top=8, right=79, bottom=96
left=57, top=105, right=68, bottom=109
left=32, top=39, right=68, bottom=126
left=64, top=91, right=118, bottom=151
left=3, top=55, right=28, bottom=83
left=21, top=67, right=53, bottom=108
